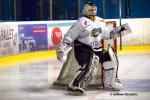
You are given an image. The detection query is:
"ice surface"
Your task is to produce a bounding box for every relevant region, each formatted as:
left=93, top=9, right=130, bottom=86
left=0, top=54, right=150, bottom=100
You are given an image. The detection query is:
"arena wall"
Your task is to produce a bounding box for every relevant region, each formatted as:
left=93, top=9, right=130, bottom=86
left=0, top=18, right=150, bottom=57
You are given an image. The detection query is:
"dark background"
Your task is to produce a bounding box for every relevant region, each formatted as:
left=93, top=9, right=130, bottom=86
left=0, top=0, right=149, bottom=21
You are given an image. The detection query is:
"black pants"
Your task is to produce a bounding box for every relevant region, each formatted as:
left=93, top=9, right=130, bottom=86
left=74, top=40, right=111, bottom=67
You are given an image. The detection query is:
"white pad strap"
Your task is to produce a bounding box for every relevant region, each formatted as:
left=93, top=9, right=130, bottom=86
left=103, top=61, right=114, bottom=70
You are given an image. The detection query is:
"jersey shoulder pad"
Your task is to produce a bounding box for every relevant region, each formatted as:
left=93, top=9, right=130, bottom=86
left=96, top=16, right=105, bottom=22
left=78, top=16, right=91, bottom=27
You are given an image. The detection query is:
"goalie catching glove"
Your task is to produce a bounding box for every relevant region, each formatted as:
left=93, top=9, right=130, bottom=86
left=56, top=42, right=72, bottom=63
left=110, top=23, right=132, bottom=39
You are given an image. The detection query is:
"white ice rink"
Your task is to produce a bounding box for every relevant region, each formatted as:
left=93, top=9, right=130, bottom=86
left=0, top=54, right=150, bottom=100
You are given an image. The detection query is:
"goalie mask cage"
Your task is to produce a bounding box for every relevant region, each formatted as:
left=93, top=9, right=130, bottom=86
left=53, top=21, right=117, bottom=89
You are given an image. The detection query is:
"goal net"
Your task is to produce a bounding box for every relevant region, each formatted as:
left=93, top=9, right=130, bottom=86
left=53, top=21, right=117, bottom=89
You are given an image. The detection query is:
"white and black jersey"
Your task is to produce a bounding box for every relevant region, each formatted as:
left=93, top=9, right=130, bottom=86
left=63, top=16, right=111, bottom=51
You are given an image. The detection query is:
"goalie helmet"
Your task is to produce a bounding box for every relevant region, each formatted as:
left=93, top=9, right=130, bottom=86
left=82, top=2, right=97, bottom=21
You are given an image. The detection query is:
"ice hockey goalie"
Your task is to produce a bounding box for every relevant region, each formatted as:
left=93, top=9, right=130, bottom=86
left=55, top=2, right=130, bottom=96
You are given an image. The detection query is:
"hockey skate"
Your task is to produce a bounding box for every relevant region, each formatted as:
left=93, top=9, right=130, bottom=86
left=104, top=80, right=124, bottom=91
left=66, top=86, right=86, bottom=96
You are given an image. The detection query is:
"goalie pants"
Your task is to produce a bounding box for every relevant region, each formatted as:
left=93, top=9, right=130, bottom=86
left=74, top=40, right=111, bottom=66
left=72, top=40, right=111, bottom=87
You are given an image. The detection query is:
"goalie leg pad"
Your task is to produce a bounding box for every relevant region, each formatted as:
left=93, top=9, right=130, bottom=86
left=103, top=46, right=123, bottom=91
left=103, top=61, right=124, bottom=91
left=79, top=54, right=99, bottom=88
left=68, top=53, right=99, bottom=95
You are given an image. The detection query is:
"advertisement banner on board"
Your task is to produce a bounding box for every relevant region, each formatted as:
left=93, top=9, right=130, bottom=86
left=48, top=21, right=74, bottom=49
left=18, top=24, right=48, bottom=53
left=0, top=24, right=19, bottom=57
